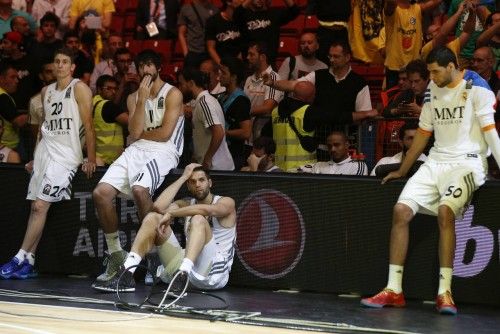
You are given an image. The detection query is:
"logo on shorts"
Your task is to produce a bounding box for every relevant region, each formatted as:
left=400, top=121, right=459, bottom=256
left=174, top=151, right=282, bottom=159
left=236, top=189, right=305, bottom=279
left=42, top=184, right=51, bottom=195
left=158, top=97, right=164, bottom=109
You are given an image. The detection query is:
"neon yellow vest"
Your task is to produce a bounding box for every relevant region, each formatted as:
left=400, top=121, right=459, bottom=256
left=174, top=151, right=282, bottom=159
left=272, top=104, right=316, bottom=171
left=93, top=95, right=124, bottom=165
left=0, top=87, right=19, bottom=149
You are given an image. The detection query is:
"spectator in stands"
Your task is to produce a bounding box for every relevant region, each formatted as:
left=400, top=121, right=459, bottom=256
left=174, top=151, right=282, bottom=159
left=306, top=0, right=351, bottom=65
left=0, top=0, right=37, bottom=38
left=272, top=80, right=317, bottom=172
left=218, top=56, right=251, bottom=170
left=178, top=67, right=234, bottom=170
left=93, top=75, right=128, bottom=166
left=63, top=30, right=94, bottom=85
left=0, top=117, right=21, bottom=162
left=371, top=121, right=426, bottom=177
left=472, top=46, right=500, bottom=94
left=89, top=33, right=124, bottom=93
left=264, top=40, right=377, bottom=161
left=177, top=0, right=218, bottom=69
left=448, top=0, right=494, bottom=69
left=383, top=59, right=430, bottom=118
left=421, top=1, right=475, bottom=62
left=199, top=58, right=225, bottom=95
left=0, top=61, right=26, bottom=152
left=31, top=12, right=64, bottom=65
left=384, top=0, right=443, bottom=89
left=10, top=15, right=34, bottom=53
left=28, top=59, right=55, bottom=156
left=234, top=0, right=299, bottom=65
left=1, top=31, right=37, bottom=113
left=31, top=0, right=71, bottom=40
left=68, top=0, right=115, bottom=32
left=277, top=32, right=327, bottom=82
left=112, top=48, right=140, bottom=114
left=297, top=131, right=368, bottom=175
left=381, top=68, right=411, bottom=110
left=477, top=11, right=500, bottom=71
left=205, top=0, right=241, bottom=65
left=135, top=0, right=180, bottom=40
left=242, top=136, right=282, bottom=172
left=244, top=41, right=283, bottom=141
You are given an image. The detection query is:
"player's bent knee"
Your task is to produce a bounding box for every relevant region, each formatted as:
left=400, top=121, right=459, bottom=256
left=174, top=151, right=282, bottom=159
left=190, top=215, right=209, bottom=227
left=31, top=200, right=50, bottom=215
left=393, top=203, right=414, bottom=220
left=93, top=184, right=113, bottom=202
left=131, top=185, right=149, bottom=198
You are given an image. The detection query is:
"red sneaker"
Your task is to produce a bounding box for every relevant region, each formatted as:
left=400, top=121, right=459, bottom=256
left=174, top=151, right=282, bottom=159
left=361, top=289, right=406, bottom=308
left=436, top=291, right=457, bottom=315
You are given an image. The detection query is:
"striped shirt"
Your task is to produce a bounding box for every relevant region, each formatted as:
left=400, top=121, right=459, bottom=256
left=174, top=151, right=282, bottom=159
left=192, top=90, right=234, bottom=170
left=298, top=156, right=369, bottom=175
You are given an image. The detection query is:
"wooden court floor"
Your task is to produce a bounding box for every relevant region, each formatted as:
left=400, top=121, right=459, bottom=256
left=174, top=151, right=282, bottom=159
left=0, top=301, right=318, bottom=334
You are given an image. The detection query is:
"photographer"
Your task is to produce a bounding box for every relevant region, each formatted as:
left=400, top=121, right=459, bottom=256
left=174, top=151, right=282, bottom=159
left=383, top=59, right=430, bottom=118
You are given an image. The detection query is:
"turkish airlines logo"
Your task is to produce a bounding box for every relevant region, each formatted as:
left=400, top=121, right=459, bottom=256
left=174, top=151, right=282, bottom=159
left=236, top=189, right=305, bottom=279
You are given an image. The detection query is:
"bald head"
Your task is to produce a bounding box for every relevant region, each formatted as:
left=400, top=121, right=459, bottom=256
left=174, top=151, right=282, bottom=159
left=293, top=81, right=315, bottom=103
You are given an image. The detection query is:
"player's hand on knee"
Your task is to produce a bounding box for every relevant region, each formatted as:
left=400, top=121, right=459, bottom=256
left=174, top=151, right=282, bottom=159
left=25, top=160, right=34, bottom=173
left=382, top=170, right=404, bottom=184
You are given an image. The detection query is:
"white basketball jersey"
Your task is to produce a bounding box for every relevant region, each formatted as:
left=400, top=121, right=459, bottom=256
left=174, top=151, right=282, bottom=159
left=131, top=82, right=184, bottom=156
left=419, top=70, right=496, bottom=164
left=187, top=195, right=236, bottom=267
left=40, top=79, right=83, bottom=168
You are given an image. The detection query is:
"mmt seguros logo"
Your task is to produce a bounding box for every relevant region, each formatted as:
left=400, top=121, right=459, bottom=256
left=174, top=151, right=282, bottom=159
left=236, top=189, right=305, bottom=279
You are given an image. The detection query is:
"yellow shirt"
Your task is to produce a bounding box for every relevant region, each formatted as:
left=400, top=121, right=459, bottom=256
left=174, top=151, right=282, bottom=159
left=421, top=38, right=461, bottom=61
left=70, top=0, right=115, bottom=18
left=385, top=4, right=423, bottom=71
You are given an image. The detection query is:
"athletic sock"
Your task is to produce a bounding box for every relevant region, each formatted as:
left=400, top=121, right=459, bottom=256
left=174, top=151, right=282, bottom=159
left=386, top=264, right=404, bottom=294
left=104, top=231, right=122, bottom=254
left=123, top=252, right=142, bottom=273
left=26, top=253, right=35, bottom=266
left=14, top=249, right=27, bottom=263
left=438, top=267, right=453, bottom=295
left=179, top=258, right=194, bottom=274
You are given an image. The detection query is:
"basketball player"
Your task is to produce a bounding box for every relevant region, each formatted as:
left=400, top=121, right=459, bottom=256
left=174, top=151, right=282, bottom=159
left=361, top=47, right=500, bottom=315
left=93, top=163, right=237, bottom=292
left=92, top=49, right=184, bottom=286
left=0, top=48, right=96, bottom=279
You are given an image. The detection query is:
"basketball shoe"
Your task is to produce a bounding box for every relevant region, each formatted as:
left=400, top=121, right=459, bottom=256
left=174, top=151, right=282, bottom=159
left=95, top=250, right=128, bottom=282
left=92, top=266, right=135, bottom=292
left=436, top=291, right=457, bottom=315
left=0, top=257, right=24, bottom=279
left=11, top=261, right=37, bottom=279
left=360, top=289, right=406, bottom=308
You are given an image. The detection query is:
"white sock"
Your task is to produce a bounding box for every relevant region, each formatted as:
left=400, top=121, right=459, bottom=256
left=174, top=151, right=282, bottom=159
left=386, top=264, right=404, bottom=293
left=438, top=267, right=453, bottom=295
left=26, top=253, right=35, bottom=266
left=179, top=258, right=194, bottom=274
left=14, top=249, right=27, bottom=263
left=123, top=252, right=142, bottom=274
left=105, top=232, right=122, bottom=254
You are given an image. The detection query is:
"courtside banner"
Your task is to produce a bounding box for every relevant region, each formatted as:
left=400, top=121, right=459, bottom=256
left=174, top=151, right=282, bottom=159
left=0, top=165, right=499, bottom=305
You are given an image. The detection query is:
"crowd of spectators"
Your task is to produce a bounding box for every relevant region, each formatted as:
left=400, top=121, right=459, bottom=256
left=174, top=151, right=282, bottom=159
left=1, top=0, right=500, bottom=178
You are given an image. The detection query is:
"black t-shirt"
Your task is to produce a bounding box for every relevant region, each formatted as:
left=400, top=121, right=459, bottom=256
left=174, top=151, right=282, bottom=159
left=205, top=13, right=242, bottom=58
left=74, top=50, right=94, bottom=79
left=9, top=55, right=38, bottom=111
left=234, top=5, right=299, bottom=62
left=0, top=94, right=18, bottom=122
left=222, top=94, right=250, bottom=157
left=101, top=101, right=124, bottom=123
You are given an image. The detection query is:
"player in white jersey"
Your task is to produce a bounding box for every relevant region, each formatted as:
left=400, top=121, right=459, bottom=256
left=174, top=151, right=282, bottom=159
left=92, top=49, right=185, bottom=285
left=0, top=48, right=96, bottom=279
left=361, top=47, right=500, bottom=315
left=93, top=163, right=237, bottom=292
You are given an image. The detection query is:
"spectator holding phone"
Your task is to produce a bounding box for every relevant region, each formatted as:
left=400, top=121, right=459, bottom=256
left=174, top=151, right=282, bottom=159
left=383, top=59, right=430, bottom=118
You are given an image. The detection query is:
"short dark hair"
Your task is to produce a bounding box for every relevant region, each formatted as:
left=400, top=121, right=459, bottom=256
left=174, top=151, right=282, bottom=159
left=192, top=166, right=211, bottom=179
left=426, top=46, right=458, bottom=68
left=135, top=49, right=162, bottom=71
left=179, top=67, right=209, bottom=89
left=96, top=75, right=118, bottom=90
left=327, top=131, right=349, bottom=143
left=248, top=41, right=268, bottom=56
left=10, top=16, right=26, bottom=30
left=220, top=56, right=245, bottom=86
left=330, top=40, right=351, bottom=56
left=40, top=11, right=60, bottom=28
left=253, top=136, right=276, bottom=155
left=114, top=47, right=132, bottom=61
left=0, top=60, right=17, bottom=76
left=406, top=59, right=429, bottom=80
left=54, top=47, right=77, bottom=63
left=399, top=121, right=419, bottom=141
left=63, top=30, right=79, bottom=43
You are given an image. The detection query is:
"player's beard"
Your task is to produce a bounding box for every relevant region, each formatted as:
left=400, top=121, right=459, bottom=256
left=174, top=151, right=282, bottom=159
left=193, top=188, right=210, bottom=201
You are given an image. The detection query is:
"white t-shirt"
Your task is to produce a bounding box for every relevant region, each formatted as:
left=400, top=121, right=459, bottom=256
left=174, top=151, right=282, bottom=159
left=370, top=151, right=427, bottom=176
left=419, top=70, right=496, bottom=164
left=192, top=90, right=234, bottom=170
left=298, top=156, right=368, bottom=175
